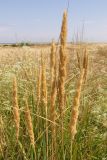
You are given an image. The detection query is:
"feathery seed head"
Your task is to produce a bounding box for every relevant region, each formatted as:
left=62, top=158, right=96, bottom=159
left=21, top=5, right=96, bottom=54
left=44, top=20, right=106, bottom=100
left=58, top=10, right=68, bottom=117
left=13, top=77, right=20, bottom=141
left=25, top=99, right=35, bottom=147
left=70, top=69, right=85, bottom=140
left=60, top=10, right=67, bottom=47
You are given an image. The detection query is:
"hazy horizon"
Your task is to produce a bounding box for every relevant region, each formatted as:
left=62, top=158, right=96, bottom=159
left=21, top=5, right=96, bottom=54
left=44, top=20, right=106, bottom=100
left=0, top=0, right=107, bottom=43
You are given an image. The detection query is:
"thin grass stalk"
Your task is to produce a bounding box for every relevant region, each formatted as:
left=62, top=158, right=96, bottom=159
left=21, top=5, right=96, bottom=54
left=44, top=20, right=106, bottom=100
left=37, top=65, right=42, bottom=108
left=41, top=53, right=47, bottom=106
left=41, top=53, right=48, bottom=159
left=13, top=77, right=20, bottom=142
left=36, top=64, right=42, bottom=141
left=0, top=116, right=4, bottom=157
left=50, top=40, right=57, bottom=160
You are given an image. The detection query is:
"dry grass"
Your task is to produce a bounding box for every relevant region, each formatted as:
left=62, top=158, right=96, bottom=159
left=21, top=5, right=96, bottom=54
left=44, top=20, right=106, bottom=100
left=50, top=41, right=57, bottom=160
left=13, top=77, right=20, bottom=142
left=24, top=99, right=35, bottom=148
left=0, top=11, right=107, bottom=160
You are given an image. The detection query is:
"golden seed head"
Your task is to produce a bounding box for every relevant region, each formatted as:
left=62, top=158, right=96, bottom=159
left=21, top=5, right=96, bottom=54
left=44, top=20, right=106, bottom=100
left=50, top=40, right=56, bottom=70
left=70, top=69, right=85, bottom=140
left=83, top=48, right=88, bottom=69
left=58, top=10, right=68, bottom=117
left=83, top=48, right=89, bottom=82
left=25, top=99, right=35, bottom=147
left=13, top=77, right=20, bottom=141
left=60, top=10, right=67, bottom=47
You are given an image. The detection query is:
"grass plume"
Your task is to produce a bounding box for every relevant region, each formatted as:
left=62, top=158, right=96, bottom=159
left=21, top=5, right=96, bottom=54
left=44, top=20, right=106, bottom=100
left=13, top=77, right=20, bottom=141
left=50, top=40, right=57, bottom=160
left=24, top=99, right=35, bottom=148
left=58, top=10, right=67, bottom=156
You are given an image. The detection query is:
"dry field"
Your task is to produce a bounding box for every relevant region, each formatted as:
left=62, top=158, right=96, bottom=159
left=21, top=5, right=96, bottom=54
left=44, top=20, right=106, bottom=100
left=0, top=12, right=107, bottom=160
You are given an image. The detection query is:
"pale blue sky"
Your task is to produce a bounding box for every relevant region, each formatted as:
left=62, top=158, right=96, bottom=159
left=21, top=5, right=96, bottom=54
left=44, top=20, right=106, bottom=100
left=0, top=0, right=107, bottom=43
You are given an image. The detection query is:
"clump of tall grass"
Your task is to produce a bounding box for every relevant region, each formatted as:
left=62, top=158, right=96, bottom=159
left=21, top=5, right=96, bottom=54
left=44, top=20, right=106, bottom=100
left=0, top=9, right=106, bottom=160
